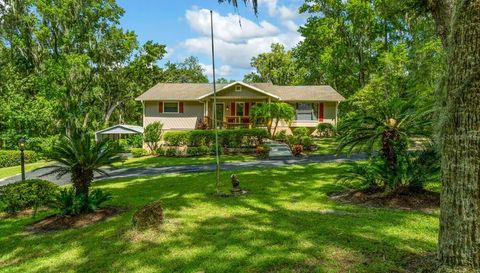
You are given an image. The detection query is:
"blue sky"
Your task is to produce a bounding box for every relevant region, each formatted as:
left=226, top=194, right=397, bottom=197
left=117, top=0, right=306, bottom=81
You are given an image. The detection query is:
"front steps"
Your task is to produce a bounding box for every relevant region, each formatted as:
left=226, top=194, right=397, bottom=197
left=266, top=141, right=293, bottom=159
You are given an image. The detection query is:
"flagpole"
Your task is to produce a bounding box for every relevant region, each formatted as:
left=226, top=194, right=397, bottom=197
left=210, top=10, right=221, bottom=194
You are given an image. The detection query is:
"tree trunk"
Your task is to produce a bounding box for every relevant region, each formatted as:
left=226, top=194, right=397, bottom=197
left=381, top=130, right=400, bottom=188
left=437, top=1, right=480, bottom=271
left=72, top=168, right=94, bottom=212
left=104, top=101, right=121, bottom=126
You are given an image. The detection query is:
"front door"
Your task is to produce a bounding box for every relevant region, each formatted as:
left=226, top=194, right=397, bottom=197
left=215, top=103, right=224, bottom=128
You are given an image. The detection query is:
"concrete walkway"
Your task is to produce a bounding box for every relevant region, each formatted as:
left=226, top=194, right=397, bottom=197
left=267, top=141, right=293, bottom=158
left=0, top=153, right=366, bottom=186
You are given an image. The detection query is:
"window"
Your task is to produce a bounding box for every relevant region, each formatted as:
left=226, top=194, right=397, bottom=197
left=235, top=85, right=242, bottom=92
left=164, top=102, right=179, bottom=113
left=296, top=103, right=315, bottom=121
left=236, top=102, right=244, bottom=116
left=296, top=103, right=313, bottom=110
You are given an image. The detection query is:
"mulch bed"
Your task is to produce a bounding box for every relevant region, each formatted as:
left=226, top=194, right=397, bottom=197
left=26, top=206, right=126, bottom=233
left=328, top=187, right=440, bottom=212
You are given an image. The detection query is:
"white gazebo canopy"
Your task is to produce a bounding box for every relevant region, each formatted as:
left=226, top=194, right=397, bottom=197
left=95, top=124, right=144, bottom=142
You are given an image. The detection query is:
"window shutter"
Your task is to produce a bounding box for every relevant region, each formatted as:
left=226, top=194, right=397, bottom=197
left=245, top=102, right=250, bottom=116
left=158, top=101, right=163, bottom=113
left=231, top=102, right=236, bottom=116
left=319, top=102, right=324, bottom=122
left=179, top=102, right=184, bottom=113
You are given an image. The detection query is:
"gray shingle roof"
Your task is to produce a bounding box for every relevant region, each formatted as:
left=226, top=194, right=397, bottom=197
left=135, top=82, right=345, bottom=102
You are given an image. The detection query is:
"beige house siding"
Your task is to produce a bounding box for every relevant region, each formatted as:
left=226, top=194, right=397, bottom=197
left=143, top=101, right=204, bottom=130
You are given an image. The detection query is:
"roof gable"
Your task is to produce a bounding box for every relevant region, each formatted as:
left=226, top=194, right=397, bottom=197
left=198, top=81, right=280, bottom=100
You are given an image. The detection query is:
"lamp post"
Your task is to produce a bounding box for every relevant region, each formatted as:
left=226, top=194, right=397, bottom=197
left=18, top=137, right=26, bottom=181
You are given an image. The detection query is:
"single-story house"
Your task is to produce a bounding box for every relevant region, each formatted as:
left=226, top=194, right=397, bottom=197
left=135, top=81, right=345, bottom=134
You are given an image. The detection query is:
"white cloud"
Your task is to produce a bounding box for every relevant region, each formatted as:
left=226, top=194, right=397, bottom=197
left=277, top=5, right=298, bottom=20
left=164, top=46, right=175, bottom=59
left=201, top=63, right=233, bottom=78
left=178, top=4, right=304, bottom=80
left=259, top=0, right=298, bottom=20
left=185, top=9, right=278, bottom=43
left=283, top=20, right=298, bottom=32
left=183, top=32, right=302, bottom=70
left=259, top=0, right=278, bottom=16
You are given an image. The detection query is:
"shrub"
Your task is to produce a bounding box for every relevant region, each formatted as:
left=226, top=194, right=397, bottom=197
left=186, top=147, right=199, bottom=157
left=164, top=129, right=268, bottom=148
left=118, top=139, right=129, bottom=152
left=52, top=188, right=112, bottom=216
left=293, top=127, right=309, bottom=137
left=0, top=150, right=41, bottom=168
left=317, top=123, right=336, bottom=137
left=0, top=179, right=58, bottom=215
left=288, top=130, right=315, bottom=152
left=255, top=144, right=271, bottom=159
left=337, top=159, right=386, bottom=190
left=163, top=131, right=190, bottom=146
left=188, top=130, right=216, bottom=146
left=198, top=145, right=210, bottom=155
left=276, top=130, right=288, bottom=143
left=402, top=147, right=440, bottom=191
left=53, top=188, right=83, bottom=215
left=88, top=189, right=113, bottom=211
left=144, top=122, right=163, bottom=151
left=26, top=136, right=59, bottom=157
left=209, top=144, right=222, bottom=155
left=299, top=136, right=314, bottom=150
left=292, top=144, right=304, bottom=156
left=155, top=147, right=166, bottom=156
left=131, top=148, right=148, bottom=158
left=127, top=134, right=143, bottom=148
left=165, top=147, right=178, bottom=157
left=106, top=139, right=129, bottom=153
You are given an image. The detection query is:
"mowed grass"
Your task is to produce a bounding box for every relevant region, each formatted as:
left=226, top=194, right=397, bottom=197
left=311, top=137, right=339, bottom=155
left=0, top=161, right=50, bottom=180
left=0, top=162, right=438, bottom=273
left=116, top=154, right=256, bottom=168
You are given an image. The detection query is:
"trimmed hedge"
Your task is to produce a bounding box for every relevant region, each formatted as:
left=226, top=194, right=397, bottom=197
left=163, top=128, right=268, bottom=148
left=0, top=150, right=41, bottom=168
left=131, top=148, right=148, bottom=158
left=163, top=131, right=190, bottom=146
left=0, top=179, right=58, bottom=214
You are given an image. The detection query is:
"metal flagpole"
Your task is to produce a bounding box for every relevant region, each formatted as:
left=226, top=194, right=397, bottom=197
left=210, top=10, right=221, bottom=193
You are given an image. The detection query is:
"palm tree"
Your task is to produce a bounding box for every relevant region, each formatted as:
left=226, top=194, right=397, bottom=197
left=337, top=98, right=432, bottom=189
left=43, top=132, right=122, bottom=212
left=219, top=0, right=258, bottom=13
left=250, top=102, right=295, bottom=138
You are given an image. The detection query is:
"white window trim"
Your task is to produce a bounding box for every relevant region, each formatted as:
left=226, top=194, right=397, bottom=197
left=235, top=101, right=245, bottom=116
left=235, top=85, right=242, bottom=92
left=163, top=101, right=180, bottom=114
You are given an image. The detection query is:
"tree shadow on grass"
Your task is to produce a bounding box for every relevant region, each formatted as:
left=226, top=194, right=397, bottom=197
left=0, top=163, right=438, bottom=273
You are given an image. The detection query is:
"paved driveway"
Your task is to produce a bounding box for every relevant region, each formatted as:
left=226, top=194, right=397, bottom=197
left=0, top=153, right=366, bottom=186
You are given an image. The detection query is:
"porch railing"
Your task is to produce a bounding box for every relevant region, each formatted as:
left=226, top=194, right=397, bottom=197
left=203, top=116, right=251, bottom=129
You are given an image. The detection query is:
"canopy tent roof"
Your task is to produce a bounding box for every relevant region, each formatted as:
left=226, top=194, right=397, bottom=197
left=95, top=124, right=144, bottom=141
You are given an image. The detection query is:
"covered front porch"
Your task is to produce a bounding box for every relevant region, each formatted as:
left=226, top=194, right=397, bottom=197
left=198, top=82, right=337, bottom=130
left=202, top=99, right=266, bottom=129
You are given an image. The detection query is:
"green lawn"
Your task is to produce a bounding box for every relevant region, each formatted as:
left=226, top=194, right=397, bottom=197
left=0, top=161, right=50, bottom=180
left=0, top=162, right=438, bottom=273
left=116, top=154, right=256, bottom=168
left=311, top=137, right=339, bottom=155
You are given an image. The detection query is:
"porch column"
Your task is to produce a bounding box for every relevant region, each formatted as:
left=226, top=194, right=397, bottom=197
left=335, top=101, right=338, bottom=125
